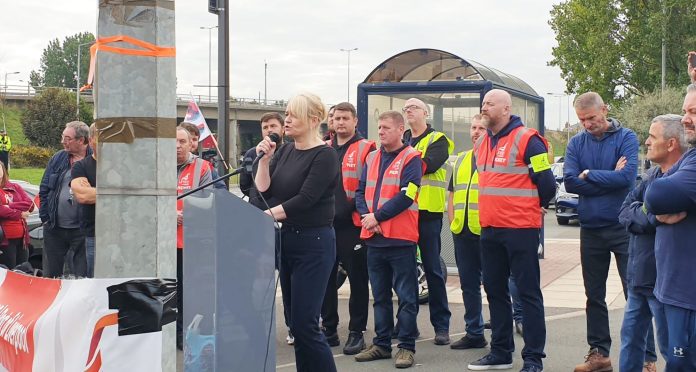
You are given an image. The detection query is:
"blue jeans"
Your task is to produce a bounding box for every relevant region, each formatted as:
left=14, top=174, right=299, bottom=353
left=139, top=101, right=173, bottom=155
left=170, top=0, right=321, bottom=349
left=279, top=226, right=337, bottom=372
left=418, top=218, right=451, bottom=332
left=509, top=275, right=523, bottom=325
left=619, top=289, right=668, bottom=371
left=453, top=234, right=484, bottom=338
left=663, top=303, right=696, bottom=371
left=85, top=236, right=95, bottom=278
left=367, top=245, right=419, bottom=352
left=481, top=227, right=546, bottom=368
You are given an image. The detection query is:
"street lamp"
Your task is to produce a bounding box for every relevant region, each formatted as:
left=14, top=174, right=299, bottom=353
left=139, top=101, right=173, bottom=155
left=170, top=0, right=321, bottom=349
left=340, top=48, right=358, bottom=103
left=2, top=71, right=20, bottom=132
left=77, top=41, right=94, bottom=118
left=547, top=92, right=570, bottom=144
left=200, top=25, right=218, bottom=102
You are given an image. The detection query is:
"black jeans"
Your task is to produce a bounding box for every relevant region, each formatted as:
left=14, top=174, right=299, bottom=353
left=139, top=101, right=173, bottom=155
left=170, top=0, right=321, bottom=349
left=43, top=226, right=86, bottom=278
left=481, top=227, right=546, bottom=368
left=580, top=223, right=629, bottom=356
left=280, top=225, right=337, bottom=372
left=321, top=223, right=369, bottom=333
left=418, top=217, right=451, bottom=332
left=0, top=238, right=28, bottom=269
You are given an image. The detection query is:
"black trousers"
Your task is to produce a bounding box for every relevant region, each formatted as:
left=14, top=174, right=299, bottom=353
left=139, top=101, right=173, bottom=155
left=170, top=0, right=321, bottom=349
left=321, top=223, right=369, bottom=333
left=580, top=223, right=629, bottom=356
left=0, top=151, right=8, bottom=170
left=43, top=226, right=86, bottom=278
left=177, top=248, right=183, bottom=340
left=0, top=238, right=28, bottom=269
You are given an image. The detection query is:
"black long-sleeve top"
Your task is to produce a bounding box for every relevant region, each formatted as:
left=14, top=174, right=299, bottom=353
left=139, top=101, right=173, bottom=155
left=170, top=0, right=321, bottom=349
left=261, top=142, right=339, bottom=227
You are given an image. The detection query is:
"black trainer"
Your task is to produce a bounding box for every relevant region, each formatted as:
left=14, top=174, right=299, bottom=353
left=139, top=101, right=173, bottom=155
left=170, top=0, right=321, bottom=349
left=450, top=334, right=488, bottom=350
left=343, top=331, right=366, bottom=355
left=323, top=328, right=340, bottom=347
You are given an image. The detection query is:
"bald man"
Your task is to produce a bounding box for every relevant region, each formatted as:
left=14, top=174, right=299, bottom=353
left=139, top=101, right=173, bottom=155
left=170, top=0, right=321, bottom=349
left=467, top=89, right=556, bottom=372
left=402, top=97, right=454, bottom=345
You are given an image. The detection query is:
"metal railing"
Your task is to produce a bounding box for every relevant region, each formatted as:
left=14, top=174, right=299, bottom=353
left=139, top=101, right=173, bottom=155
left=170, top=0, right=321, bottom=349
left=1, top=84, right=287, bottom=108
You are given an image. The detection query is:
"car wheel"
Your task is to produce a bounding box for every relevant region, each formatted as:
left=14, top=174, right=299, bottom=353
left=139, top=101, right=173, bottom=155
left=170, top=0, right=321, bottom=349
left=557, top=217, right=570, bottom=225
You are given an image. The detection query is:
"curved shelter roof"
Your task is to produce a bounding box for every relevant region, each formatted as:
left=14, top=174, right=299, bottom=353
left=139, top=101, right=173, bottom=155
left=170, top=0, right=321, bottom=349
left=363, top=48, right=539, bottom=97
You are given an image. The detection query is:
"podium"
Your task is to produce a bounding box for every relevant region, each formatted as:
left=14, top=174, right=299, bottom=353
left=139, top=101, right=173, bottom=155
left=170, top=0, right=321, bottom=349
left=182, top=189, right=276, bottom=371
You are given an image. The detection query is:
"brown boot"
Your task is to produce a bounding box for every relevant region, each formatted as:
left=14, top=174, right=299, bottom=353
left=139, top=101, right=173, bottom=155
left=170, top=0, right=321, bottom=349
left=573, top=348, right=613, bottom=372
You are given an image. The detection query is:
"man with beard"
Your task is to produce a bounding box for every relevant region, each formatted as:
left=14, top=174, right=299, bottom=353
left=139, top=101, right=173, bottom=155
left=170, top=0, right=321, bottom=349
left=645, top=84, right=696, bottom=371
left=467, top=89, right=555, bottom=372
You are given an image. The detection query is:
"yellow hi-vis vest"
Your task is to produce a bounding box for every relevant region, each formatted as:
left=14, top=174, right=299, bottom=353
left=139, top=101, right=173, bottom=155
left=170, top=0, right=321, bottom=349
left=450, top=150, right=480, bottom=235
left=0, top=135, right=11, bottom=152
left=412, top=131, right=454, bottom=213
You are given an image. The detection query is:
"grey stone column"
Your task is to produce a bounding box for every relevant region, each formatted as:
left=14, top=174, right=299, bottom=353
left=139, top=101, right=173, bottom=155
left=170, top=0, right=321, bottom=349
left=93, top=1, right=177, bottom=370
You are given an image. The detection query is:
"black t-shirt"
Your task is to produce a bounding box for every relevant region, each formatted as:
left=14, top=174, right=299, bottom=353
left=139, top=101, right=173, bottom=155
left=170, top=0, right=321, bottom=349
left=262, top=143, right=339, bottom=227
left=71, top=155, right=96, bottom=237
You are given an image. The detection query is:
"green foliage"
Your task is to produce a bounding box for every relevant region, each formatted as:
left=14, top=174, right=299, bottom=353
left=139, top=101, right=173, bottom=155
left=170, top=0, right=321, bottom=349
left=9, top=145, right=54, bottom=168
left=548, top=0, right=696, bottom=105
left=8, top=167, right=45, bottom=186
left=615, top=86, right=685, bottom=145
left=29, top=32, right=95, bottom=88
left=0, top=105, right=29, bottom=146
left=20, top=88, right=92, bottom=148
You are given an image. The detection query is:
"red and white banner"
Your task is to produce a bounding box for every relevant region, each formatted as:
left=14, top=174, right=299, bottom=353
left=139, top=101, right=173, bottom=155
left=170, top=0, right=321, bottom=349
left=0, top=269, right=165, bottom=372
left=184, top=97, right=214, bottom=147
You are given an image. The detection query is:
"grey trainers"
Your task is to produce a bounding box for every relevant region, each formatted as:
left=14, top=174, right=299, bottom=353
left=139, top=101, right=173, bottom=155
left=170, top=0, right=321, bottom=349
left=395, top=348, right=415, bottom=369
left=355, top=344, right=391, bottom=362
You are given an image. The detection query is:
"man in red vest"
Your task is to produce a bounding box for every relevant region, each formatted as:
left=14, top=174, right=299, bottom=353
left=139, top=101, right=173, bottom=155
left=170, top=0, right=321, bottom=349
left=320, top=102, right=376, bottom=354
left=467, top=89, right=556, bottom=372
left=354, top=111, right=423, bottom=369
left=175, top=126, right=213, bottom=350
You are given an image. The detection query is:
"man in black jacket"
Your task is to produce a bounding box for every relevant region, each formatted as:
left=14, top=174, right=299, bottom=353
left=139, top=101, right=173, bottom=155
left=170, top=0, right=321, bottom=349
left=239, top=112, right=284, bottom=208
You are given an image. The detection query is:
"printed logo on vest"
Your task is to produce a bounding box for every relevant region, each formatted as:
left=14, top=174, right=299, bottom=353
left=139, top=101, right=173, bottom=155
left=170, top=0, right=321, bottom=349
left=388, top=159, right=403, bottom=175
left=494, top=143, right=508, bottom=165
left=346, top=150, right=356, bottom=168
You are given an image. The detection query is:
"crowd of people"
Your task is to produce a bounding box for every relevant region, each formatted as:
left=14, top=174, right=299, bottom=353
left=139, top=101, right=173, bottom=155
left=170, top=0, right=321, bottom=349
left=4, top=55, right=692, bottom=372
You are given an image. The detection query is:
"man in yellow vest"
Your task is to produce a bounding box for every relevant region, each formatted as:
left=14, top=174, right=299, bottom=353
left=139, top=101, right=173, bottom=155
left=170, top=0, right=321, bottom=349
left=402, top=97, right=454, bottom=345
left=447, top=114, right=489, bottom=350
left=0, top=130, right=11, bottom=170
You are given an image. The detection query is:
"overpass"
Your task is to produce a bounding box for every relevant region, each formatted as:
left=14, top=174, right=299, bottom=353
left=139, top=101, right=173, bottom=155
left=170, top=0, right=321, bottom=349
left=2, top=85, right=286, bottom=165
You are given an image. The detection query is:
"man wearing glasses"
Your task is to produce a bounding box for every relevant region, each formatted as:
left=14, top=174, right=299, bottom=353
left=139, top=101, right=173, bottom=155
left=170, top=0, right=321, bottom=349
left=39, top=121, right=92, bottom=278
left=402, top=98, right=454, bottom=345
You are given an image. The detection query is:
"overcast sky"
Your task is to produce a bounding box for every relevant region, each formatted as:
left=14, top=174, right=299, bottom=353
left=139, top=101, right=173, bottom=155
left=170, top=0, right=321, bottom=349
left=0, top=0, right=578, bottom=130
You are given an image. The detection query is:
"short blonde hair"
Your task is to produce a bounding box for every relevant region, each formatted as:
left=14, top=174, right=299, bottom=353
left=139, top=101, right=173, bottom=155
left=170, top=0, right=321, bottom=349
left=286, top=93, right=327, bottom=138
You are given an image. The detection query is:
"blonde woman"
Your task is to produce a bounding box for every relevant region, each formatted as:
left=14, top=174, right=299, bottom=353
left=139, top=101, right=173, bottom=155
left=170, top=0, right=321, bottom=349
left=256, top=93, right=339, bottom=372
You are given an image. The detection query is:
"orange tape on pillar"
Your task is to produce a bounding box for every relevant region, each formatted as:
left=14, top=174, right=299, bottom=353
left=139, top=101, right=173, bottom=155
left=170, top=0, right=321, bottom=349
left=80, top=35, right=176, bottom=92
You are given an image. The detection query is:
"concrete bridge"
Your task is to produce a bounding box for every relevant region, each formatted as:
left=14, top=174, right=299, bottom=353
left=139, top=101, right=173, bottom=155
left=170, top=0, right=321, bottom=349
left=2, top=85, right=286, bottom=164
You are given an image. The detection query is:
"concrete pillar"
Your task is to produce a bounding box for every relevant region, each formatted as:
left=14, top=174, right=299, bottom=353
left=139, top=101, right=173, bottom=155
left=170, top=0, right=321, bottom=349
left=93, top=1, right=176, bottom=370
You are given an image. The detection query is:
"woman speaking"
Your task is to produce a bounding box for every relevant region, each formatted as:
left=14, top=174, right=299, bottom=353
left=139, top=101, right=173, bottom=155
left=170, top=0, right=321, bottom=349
left=255, top=93, right=339, bottom=372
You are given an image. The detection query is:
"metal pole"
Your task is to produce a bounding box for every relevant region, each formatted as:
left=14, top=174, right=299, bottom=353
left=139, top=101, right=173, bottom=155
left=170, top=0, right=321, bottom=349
left=661, top=2, right=667, bottom=93
left=208, top=27, right=212, bottom=101
left=340, top=48, right=357, bottom=103
left=566, top=94, right=571, bottom=143
left=264, top=60, right=267, bottom=105
left=218, top=0, right=231, bottom=184
left=77, top=45, right=81, bottom=118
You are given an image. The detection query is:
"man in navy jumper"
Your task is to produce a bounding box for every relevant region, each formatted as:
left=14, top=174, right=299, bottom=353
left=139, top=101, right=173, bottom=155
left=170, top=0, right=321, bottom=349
left=645, top=84, right=696, bottom=371
left=618, top=114, right=685, bottom=372
left=467, top=89, right=556, bottom=372
left=564, top=92, right=639, bottom=372
left=354, top=111, right=423, bottom=369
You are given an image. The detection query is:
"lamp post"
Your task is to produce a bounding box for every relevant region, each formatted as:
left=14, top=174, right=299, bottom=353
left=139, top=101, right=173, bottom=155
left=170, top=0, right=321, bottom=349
left=200, top=25, right=218, bottom=102
left=2, top=71, right=20, bottom=132
left=77, top=41, right=94, bottom=118
left=340, top=48, right=358, bottom=103
left=547, top=92, right=569, bottom=144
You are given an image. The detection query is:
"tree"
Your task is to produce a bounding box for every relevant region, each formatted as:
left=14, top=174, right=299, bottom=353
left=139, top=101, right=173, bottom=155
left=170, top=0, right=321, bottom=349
left=615, top=85, right=685, bottom=146
left=21, top=88, right=93, bottom=148
left=29, top=32, right=95, bottom=89
left=548, top=0, right=696, bottom=106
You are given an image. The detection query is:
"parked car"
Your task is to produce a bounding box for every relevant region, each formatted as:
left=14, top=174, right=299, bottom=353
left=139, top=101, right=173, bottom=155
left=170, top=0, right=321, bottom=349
left=555, top=182, right=579, bottom=225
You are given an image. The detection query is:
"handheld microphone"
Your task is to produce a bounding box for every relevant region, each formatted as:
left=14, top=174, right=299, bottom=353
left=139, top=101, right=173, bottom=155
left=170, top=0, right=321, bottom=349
left=257, top=133, right=281, bottom=160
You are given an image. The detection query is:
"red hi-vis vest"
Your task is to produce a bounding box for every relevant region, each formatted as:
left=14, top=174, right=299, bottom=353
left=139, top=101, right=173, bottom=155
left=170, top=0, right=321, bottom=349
left=328, top=138, right=377, bottom=226
left=176, top=158, right=211, bottom=249
left=360, top=146, right=421, bottom=243
left=474, top=126, right=544, bottom=229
